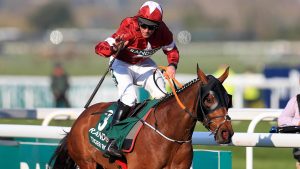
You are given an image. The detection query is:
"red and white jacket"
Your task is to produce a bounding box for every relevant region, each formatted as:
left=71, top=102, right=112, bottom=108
left=95, top=16, right=179, bottom=66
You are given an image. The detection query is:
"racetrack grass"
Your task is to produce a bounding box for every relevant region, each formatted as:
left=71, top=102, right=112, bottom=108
left=195, top=121, right=295, bottom=169
left=0, top=118, right=74, bottom=126
left=0, top=118, right=295, bottom=169
left=2, top=42, right=300, bottom=77
left=0, top=48, right=253, bottom=76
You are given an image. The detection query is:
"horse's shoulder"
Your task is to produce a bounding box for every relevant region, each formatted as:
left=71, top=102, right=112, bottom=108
left=91, top=102, right=113, bottom=108
left=93, top=102, right=114, bottom=110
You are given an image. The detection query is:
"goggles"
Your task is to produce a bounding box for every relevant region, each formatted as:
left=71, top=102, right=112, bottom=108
left=139, top=22, right=158, bottom=31
left=138, top=17, right=159, bottom=31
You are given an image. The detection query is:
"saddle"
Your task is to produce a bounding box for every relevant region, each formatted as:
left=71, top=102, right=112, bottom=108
left=88, top=99, right=159, bottom=153
left=128, top=99, right=149, bottom=118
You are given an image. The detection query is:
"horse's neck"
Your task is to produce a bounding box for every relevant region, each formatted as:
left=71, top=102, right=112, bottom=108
left=177, top=82, right=200, bottom=112
left=156, top=82, right=199, bottom=140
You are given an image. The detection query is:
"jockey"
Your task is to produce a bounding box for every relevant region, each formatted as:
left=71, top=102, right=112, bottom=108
left=95, top=1, right=180, bottom=158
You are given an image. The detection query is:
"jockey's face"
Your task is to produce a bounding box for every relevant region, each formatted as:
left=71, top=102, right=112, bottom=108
left=139, top=24, right=156, bottom=38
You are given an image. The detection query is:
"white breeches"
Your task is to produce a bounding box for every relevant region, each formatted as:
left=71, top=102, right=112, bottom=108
left=110, top=57, right=166, bottom=106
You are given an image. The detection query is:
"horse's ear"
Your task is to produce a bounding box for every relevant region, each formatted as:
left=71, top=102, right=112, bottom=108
left=218, top=66, right=230, bottom=83
left=197, top=64, right=208, bottom=84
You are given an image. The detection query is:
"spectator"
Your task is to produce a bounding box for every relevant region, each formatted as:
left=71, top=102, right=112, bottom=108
left=278, top=93, right=300, bottom=169
left=50, top=63, right=70, bottom=107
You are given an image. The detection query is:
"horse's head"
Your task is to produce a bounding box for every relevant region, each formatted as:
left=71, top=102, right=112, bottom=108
left=196, top=65, right=234, bottom=144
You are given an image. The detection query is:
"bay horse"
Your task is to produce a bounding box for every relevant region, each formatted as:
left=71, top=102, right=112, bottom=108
left=49, top=65, right=234, bottom=169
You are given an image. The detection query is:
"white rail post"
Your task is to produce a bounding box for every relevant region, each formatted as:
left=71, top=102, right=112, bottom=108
left=270, top=89, right=280, bottom=108
left=246, top=112, right=280, bottom=169
left=233, top=86, right=244, bottom=108
left=42, top=111, right=79, bottom=126
left=0, top=124, right=70, bottom=139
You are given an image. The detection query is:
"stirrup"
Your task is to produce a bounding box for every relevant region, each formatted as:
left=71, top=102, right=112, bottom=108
left=104, top=140, right=123, bottom=158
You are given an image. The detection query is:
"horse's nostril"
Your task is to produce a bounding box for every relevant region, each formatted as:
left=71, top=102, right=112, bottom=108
left=222, top=131, right=229, bottom=140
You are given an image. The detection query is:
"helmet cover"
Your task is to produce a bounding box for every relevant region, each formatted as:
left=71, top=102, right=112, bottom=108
left=137, top=1, right=163, bottom=24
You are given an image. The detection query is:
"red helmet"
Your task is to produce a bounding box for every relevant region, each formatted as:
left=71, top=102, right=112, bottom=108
left=137, top=1, right=163, bottom=23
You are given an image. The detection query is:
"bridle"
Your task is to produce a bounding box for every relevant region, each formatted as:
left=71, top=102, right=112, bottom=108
left=149, top=68, right=232, bottom=142
left=162, top=74, right=232, bottom=135
left=154, top=68, right=232, bottom=133
left=194, top=75, right=232, bottom=135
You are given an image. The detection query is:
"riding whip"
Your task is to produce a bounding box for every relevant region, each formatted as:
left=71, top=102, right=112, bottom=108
left=84, top=41, right=125, bottom=109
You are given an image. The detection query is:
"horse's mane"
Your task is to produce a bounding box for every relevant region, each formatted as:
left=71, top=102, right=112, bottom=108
left=157, top=77, right=200, bottom=105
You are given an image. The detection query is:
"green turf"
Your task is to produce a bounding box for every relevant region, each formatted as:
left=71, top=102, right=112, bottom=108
left=1, top=42, right=300, bottom=76
left=0, top=51, right=257, bottom=76
left=0, top=118, right=73, bottom=126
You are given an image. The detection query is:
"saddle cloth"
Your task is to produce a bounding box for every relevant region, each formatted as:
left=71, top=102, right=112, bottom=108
left=88, top=99, right=159, bottom=153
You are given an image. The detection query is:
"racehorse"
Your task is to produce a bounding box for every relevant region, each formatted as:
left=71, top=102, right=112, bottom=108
left=49, top=65, right=234, bottom=169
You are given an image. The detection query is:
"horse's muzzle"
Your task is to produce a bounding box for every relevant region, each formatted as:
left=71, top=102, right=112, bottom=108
left=215, top=129, right=234, bottom=144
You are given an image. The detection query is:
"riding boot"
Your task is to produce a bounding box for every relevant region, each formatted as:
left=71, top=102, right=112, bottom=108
left=111, top=100, right=131, bottom=126
left=104, top=100, right=131, bottom=158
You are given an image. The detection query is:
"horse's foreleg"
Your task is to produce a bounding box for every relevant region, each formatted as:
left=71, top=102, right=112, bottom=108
left=169, top=143, right=193, bottom=169
left=76, top=160, right=97, bottom=169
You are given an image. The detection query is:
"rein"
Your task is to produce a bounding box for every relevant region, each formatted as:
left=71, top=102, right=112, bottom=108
left=155, top=66, right=197, bottom=120
left=140, top=66, right=196, bottom=144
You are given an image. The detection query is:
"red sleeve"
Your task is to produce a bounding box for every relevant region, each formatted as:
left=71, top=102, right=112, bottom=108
left=160, top=22, right=180, bottom=65
left=113, top=18, right=134, bottom=41
left=95, top=18, right=134, bottom=57
left=95, top=41, right=113, bottom=57
left=163, top=46, right=180, bottom=65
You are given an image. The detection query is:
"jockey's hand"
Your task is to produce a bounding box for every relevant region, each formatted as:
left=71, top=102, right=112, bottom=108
left=112, top=35, right=129, bottom=54
left=165, top=65, right=176, bottom=79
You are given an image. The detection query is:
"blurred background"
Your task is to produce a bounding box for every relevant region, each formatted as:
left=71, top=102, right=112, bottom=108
left=0, top=0, right=300, bottom=108
left=1, top=1, right=300, bottom=169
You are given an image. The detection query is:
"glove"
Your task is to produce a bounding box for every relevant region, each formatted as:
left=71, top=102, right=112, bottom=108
left=165, top=64, right=176, bottom=79
left=111, top=34, right=129, bottom=54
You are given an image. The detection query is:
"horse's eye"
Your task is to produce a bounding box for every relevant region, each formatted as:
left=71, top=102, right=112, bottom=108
left=206, top=98, right=213, bottom=103
left=204, top=95, right=214, bottom=105
left=202, top=92, right=219, bottom=110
